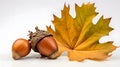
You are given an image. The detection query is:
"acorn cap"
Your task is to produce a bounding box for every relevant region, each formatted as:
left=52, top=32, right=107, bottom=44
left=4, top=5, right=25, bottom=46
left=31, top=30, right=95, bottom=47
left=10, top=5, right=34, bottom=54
left=28, top=26, right=53, bottom=52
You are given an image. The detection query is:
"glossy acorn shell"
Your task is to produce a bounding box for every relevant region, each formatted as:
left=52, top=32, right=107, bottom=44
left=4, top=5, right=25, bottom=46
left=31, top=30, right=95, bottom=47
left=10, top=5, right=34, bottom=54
left=12, top=38, right=31, bottom=60
left=37, top=36, right=58, bottom=57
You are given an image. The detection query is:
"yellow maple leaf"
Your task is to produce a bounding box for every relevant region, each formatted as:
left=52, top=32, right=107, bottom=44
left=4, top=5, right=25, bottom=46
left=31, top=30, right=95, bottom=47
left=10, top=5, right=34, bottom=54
left=46, top=3, right=117, bottom=61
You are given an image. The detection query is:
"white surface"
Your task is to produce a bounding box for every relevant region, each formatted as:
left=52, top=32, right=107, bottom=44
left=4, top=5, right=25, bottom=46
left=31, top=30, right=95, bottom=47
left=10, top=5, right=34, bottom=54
left=0, top=0, right=120, bottom=67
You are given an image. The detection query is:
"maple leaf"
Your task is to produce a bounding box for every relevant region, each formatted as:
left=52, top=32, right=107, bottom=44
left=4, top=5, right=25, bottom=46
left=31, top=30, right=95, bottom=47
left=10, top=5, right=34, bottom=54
left=46, top=3, right=117, bottom=61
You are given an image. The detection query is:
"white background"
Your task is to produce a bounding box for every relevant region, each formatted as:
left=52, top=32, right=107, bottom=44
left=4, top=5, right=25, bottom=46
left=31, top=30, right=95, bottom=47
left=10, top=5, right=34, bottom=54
left=0, top=0, right=120, bottom=67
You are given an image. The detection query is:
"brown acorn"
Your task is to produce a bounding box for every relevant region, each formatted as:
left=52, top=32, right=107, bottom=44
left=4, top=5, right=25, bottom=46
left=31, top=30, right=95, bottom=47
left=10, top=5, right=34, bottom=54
left=28, top=26, right=59, bottom=59
left=12, top=38, right=31, bottom=60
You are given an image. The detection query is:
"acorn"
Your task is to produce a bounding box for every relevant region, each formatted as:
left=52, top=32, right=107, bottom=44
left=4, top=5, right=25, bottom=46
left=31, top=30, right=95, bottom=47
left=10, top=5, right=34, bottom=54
left=28, top=26, right=59, bottom=59
left=12, top=38, right=31, bottom=60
